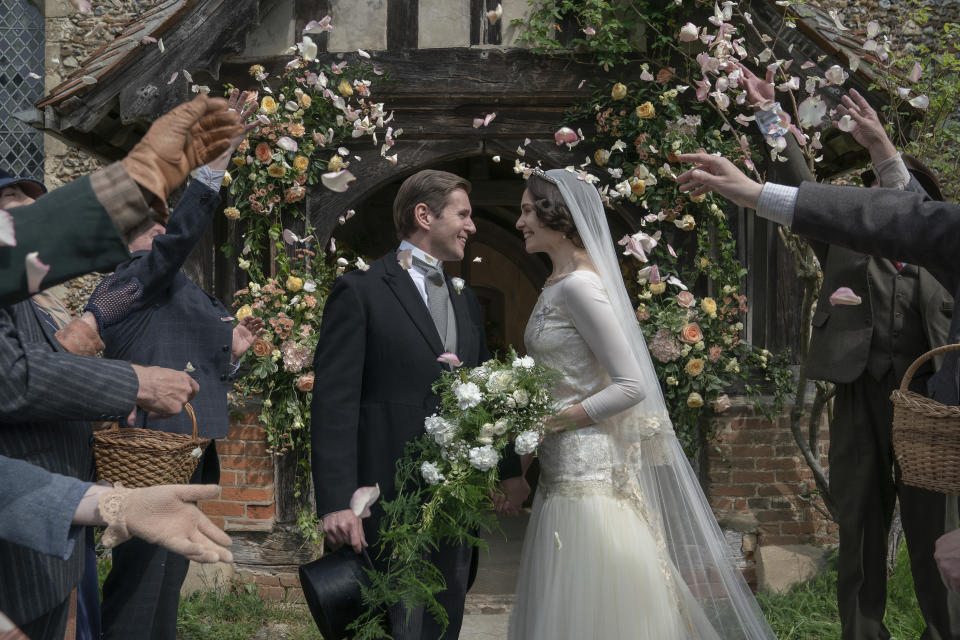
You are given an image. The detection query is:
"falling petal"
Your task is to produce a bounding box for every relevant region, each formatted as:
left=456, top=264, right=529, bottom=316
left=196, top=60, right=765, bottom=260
left=640, top=69, right=654, bottom=82
left=349, top=485, right=381, bottom=518
left=0, top=209, right=15, bottom=247
left=167, top=72, right=179, bottom=85
left=338, top=215, right=346, bottom=225
left=182, top=69, right=193, bottom=83
left=283, top=229, right=299, bottom=245
left=554, top=531, right=562, bottom=550
left=329, top=237, right=336, bottom=252
left=321, top=169, right=356, bottom=192
left=897, top=87, right=911, bottom=99
left=303, top=16, right=334, bottom=34
left=578, top=79, right=586, bottom=89
left=345, top=209, right=356, bottom=220
left=184, top=362, right=196, bottom=373
left=554, top=127, right=579, bottom=146
left=668, top=244, right=677, bottom=258
left=800, top=61, right=816, bottom=70
left=837, top=115, right=856, bottom=132
left=25, top=252, right=50, bottom=293
left=483, top=112, right=497, bottom=126
left=356, top=257, right=370, bottom=271
left=277, top=136, right=299, bottom=152
left=867, top=21, right=880, bottom=39
left=140, top=36, right=157, bottom=45
left=666, top=275, right=688, bottom=290
left=473, top=256, right=483, bottom=263
left=27, top=72, right=40, bottom=79
left=909, top=95, right=930, bottom=110
left=909, top=62, right=923, bottom=83
left=829, top=286, right=862, bottom=306
left=158, top=38, right=165, bottom=53
left=487, top=3, right=502, bottom=25
left=492, top=155, right=501, bottom=163
left=437, top=352, right=463, bottom=367
left=397, top=249, right=413, bottom=270
left=824, top=65, right=848, bottom=86
left=472, top=118, right=484, bottom=128
left=797, top=96, right=827, bottom=128
left=583, top=26, right=595, bottom=36
left=357, top=49, right=371, bottom=58
left=679, top=23, right=699, bottom=42
left=828, top=9, right=848, bottom=31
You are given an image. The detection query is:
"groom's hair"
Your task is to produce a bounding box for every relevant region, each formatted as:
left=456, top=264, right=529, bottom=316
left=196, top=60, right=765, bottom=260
left=394, top=170, right=472, bottom=239
left=526, top=174, right=583, bottom=248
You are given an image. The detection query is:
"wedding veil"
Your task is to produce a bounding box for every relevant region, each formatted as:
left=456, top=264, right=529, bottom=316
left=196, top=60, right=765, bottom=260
left=542, top=168, right=775, bottom=639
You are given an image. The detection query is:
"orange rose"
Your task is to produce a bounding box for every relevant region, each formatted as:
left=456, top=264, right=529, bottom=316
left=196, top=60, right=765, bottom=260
left=252, top=338, right=273, bottom=357
left=255, top=143, right=272, bottom=163
left=680, top=323, right=703, bottom=344
left=296, top=372, right=314, bottom=392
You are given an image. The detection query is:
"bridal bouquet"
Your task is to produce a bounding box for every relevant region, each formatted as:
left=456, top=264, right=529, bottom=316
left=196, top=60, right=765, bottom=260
left=349, top=350, right=558, bottom=639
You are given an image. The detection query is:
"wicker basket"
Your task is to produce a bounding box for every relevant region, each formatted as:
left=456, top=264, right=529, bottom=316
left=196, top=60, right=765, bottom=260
left=94, top=403, right=209, bottom=488
left=891, top=343, right=960, bottom=494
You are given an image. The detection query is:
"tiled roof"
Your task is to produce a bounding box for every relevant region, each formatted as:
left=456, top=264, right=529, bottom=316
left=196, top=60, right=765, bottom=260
left=37, top=0, right=198, bottom=109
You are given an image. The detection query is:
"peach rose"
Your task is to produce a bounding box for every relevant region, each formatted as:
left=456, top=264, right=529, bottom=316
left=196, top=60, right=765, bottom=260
left=685, top=358, right=704, bottom=376
left=255, top=142, right=272, bottom=163
left=252, top=338, right=273, bottom=358
left=708, top=345, right=723, bottom=362
left=676, top=291, right=695, bottom=308
left=296, top=372, right=315, bottom=392
left=712, top=394, right=732, bottom=414
left=680, top=323, right=703, bottom=344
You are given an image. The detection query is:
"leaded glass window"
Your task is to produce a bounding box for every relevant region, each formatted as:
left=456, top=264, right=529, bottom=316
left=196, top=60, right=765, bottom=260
left=0, top=0, right=45, bottom=179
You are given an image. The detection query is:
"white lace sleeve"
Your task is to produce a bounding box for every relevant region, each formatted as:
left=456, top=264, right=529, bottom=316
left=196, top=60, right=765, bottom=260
left=561, top=272, right=646, bottom=421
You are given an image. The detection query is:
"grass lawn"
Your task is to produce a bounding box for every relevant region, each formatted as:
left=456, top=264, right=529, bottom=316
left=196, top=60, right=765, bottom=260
left=164, top=542, right=926, bottom=639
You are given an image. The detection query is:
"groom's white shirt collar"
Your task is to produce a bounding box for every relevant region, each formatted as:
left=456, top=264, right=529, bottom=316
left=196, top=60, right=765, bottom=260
left=398, top=240, right=441, bottom=307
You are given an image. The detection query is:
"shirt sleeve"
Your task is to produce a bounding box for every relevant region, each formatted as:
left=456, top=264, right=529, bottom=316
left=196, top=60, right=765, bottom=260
left=88, top=162, right=154, bottom=244
left=193, top=166, right=226, bottom=192
left=562, top=273, right=646, bottom=422
left=873, top=153, right=910, bottom=191
left=756, top=182, right=799, bottom=227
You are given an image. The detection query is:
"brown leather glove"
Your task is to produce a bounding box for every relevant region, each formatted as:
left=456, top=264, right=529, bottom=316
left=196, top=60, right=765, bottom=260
left=120, top=94, right=243, bottom=218
left=55, top=317, right=104, bottom=357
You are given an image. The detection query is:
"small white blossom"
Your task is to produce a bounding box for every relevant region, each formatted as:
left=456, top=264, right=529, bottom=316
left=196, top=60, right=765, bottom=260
left=454, top=381, right=483, bottom=409
left=514, top=429, right=541, bottom=455
left=451, top=277, right=465, bottom=294
left=420, top=461, right=445, bottom=485
left=512, top=356, right=535, bottom=369
left=468, top=444, right=499, bottom=472
left=512, top=389, right=529, bottom=407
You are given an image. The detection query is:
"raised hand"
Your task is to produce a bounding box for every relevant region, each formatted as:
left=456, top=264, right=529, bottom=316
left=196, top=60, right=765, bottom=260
left=835, top=88, right=897, bottom=163
left=675, top=153, right=764, bottom=210
left=129, top=364, right=199, bottom=425
left=232, top=316, right=265, bottom=360
left=207, top=89, right=260, bottom=171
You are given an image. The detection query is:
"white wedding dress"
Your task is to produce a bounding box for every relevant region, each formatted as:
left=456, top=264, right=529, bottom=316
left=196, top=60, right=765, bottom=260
left=508, top=271, right=722, bottom=640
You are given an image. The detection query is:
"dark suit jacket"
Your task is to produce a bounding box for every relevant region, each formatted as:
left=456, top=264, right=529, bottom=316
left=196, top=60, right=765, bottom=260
left=791, top=183, right=960, bottom=405
left=0, top=303, right=137, bottom=624
left=93, top=180, right=234, bottom=439
left=310, top=251, right=520, bottom=542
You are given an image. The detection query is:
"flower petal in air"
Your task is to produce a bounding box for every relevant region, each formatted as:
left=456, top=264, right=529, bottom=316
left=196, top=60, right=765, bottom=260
left=837, top=115, right=856, bottom=132
left=797, top=96, right=827, bottom=128
left=679, top=23, right=699, bottom=42
left=282, top=229, right=298, bottom=245
left=583, top=26, right=596, bottom=36
left=437, top=352, right=463, bottom=368
left=829, top=286, right=862, bottom=306
left=357, top=49, right=371, bottom=59
left=25, top=252, right=50, bottom=293
left=487, top=3, right=502, bottom=25
left=0, top=209, right=15, bottom=247
left=824, top=65, right=848, bottom=86
left=909, top=94, right=929, bottom=110
left=483, top=112, right=497, bottom=126
left=277, top=136, right=298, bottom=152
left=349, top=484, right=380, bottom=518
left=397, top=249, right=413, bottom=270
left=322, top=170, right=356, bottom=192
left=554, top=127, right=579, bottom=146
left=303, top=16, right=333, bottom=34
left=472, top=118, right=484, bottom=128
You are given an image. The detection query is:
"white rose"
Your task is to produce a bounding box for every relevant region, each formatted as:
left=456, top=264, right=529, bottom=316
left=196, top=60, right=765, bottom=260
left=468, top=444, right=500, bottom=472
left=486, top=370, right=515, bottom=394
left=512, top=356, right=535, bottom=369
left=469, top=364, right=490, bottom=384
left=490, top=419, right=509, bottom=435
left=512, top=389, right=529, bottom=407
left=420, top=461, right=445, bottom=485
left=454, top=381, right=483, bottom=409
left=424, top=414, right=457, bottom=445
left=514, top=430, right=541, bottom=456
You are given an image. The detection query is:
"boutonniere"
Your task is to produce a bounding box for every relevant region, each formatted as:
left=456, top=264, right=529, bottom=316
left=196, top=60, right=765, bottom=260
left=451, top=277, right=465, bottom=294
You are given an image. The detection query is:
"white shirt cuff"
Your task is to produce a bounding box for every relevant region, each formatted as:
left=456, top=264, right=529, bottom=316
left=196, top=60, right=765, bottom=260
left=873, top=153, right=910, bottom=191
left=194, top=165, right=226, bottom=192
left=756, top=183, right=798, bottom=227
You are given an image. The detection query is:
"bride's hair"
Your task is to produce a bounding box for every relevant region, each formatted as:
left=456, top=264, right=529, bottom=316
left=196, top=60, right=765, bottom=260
left=526, top=174, right=584, bottom=248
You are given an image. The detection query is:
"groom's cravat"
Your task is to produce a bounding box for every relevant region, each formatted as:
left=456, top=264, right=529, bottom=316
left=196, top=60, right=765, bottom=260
left=412, top=256, right=457, bottom=353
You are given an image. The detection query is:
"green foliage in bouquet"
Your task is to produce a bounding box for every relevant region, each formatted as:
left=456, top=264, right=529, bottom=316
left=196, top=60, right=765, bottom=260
left=349, top=351, right=558, bottom=639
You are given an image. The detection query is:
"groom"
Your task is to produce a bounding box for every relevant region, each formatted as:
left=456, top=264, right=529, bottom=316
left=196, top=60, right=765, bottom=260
left=310, top=169, right=527, bottom=639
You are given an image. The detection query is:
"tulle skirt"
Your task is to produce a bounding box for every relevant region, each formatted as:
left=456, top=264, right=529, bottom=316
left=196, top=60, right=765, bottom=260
left=508, top=483, right=694, bottom=640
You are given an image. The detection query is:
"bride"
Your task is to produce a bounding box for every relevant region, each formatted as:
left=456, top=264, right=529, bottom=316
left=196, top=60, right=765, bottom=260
left=507, top=168, right=775, bottom=639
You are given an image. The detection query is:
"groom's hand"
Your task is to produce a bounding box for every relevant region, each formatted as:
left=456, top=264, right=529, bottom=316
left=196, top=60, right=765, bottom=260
left=493, top=476, right=531, bottom=516
left=322, top=509, right=366, bottom=554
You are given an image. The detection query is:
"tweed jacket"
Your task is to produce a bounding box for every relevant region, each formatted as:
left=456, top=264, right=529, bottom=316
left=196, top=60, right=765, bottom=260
left=792, top=183, right=960, bottom=406
left=93, top=180, right=234, bottom=439
left=0, top=302, right=137, bottom=624
left=311, top=251, right=521, bottom=542
left=0, top=163, right=149, bottom=307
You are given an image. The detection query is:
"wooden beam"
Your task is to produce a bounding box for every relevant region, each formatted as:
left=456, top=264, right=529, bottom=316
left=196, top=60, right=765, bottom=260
left=387, top=0, right=419, bottom=50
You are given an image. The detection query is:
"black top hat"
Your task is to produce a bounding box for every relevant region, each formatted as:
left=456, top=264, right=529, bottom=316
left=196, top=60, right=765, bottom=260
left=0, top=169, right=46, bottom=200
left=299, top=546, right=375, bottom=639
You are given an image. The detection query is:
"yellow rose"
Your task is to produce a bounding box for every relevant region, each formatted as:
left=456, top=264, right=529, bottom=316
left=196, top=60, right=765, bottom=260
left=299, top=94, right=312, bottom=108
left=232, top=156, right=246, bottom=167
left=611, top=82, right=628, bottom=100
left=594, top=149, right=610, bottom=166
left=687, top=392, right=704, bottom=408
left=235, top=304, right=252, bottom=320
left=260, top=96, right=277, bottom=114
left=221, top=171, right=232, bottom=187
left=689, top=192, right=706, bottom=203
left=267, top=163, right=285, bottom=178
left=293, top=155, right=309, bottom=172
left=289, top=123, right=306, bottom=137
left=249, top=64, right=265, bottom=78
left=635, top=101, right=656, bottom=119
left=223, top=206, right=240, bottom=221
left=630, top=178, right=645, bottom=196
left=337, top=79, right=354, bottom=97
left=286, top=276, right=304, bottom=292
left=327, top=155, right=345, bottom=172
left=675, top=214, right=696, bottom=231
left=701, top=297, right=717, bottom=316
left=649, top=282, right=666, bottom=295
left=685, top=358, right=705, bottom=376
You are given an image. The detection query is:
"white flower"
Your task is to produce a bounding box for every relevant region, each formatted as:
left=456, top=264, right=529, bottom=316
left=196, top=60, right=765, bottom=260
left=514, top=429, right=541, bottom=456
left=468, top=444, right=500, bottom=472
left=421, top=461, right=445, bottom=485
left=454, top=381, right=483, bottom=409
left=469, top=363, right=490, bottom=384
left=451, top=277, right=465, bottom=294
left=512, top=356, right=535, bottom=369
left=490, top=419, right=509, bottom=435
left=512, top=389, right=529, bottom=407
left=425, top=414, right=457, bottom=445
left=303, top=279, right=317, bottom=292
left=486, top=369, right=515, bottom=393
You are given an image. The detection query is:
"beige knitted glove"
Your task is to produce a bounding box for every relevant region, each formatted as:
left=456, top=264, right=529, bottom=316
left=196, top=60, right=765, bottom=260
left=98, top=484, right=233, bottom=563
